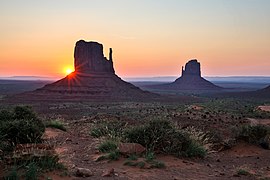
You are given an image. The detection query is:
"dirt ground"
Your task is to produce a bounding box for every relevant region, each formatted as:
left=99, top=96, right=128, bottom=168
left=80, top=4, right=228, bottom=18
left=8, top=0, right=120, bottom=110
left=1, top=101, right=270, bottom=179
left=42, top=120, right=270, bottom=180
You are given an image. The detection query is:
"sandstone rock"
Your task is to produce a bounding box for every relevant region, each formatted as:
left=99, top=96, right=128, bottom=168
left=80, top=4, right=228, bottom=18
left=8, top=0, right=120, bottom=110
left=75, top=167, right=94, bottom=177
left=102, top=168, right=114, bottom=177
left=74, top=40, right=114, bottom=73
left=118, top=143, right=146, bottom=155
left=182, top=59, right=201, bottom=77
left=260, top=135, right=270, bottom=150
left=18, top=40, right=157, bottom=101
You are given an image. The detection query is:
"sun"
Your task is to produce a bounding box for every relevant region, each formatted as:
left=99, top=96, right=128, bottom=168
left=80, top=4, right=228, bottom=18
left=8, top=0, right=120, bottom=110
left=64, top=67, right=74, bottom=75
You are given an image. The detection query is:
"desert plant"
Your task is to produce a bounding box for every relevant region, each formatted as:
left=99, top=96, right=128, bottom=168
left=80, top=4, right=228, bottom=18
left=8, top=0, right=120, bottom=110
left=124, top=119, right=206, bottom=158
left=107, top=150, right=120, bottom=161
left=238, top=125, right=270, bottom=144
left=45, top=120, right=66, bottom=131
left=25, top=162, right=38, bottom=180
left=145, top=151, right=155, bottom=162
left=0, top=106, right=45, bottom=146
left=98, top=140, right=117, bottom=153
left=149, top=160, right=165, bottom=168
left=3, top=166, right=19, bottom=180
left=127, top=154, right=138, bottom=161
left=237, top=168, right=251, bottom=176
left=90, top=120, right=127, bottom=139
left=183, top=141, right=207, bottom=158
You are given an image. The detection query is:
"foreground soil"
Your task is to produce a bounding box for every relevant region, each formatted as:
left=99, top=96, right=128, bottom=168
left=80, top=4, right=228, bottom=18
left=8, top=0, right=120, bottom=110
left=1, top=101, right=270, bottom=179
left=43, top=122, right=270, bottom=180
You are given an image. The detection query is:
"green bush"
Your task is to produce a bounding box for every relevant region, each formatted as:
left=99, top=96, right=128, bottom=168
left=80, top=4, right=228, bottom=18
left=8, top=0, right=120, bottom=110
left=90, top=120, right=127, bottom=139
left=184, top=141, right=207, bottom=158
left=45, top=120, right=66, bottom=131
left=98, top=140, right=117, bottom=153
left=124, top=119, right=206, bottom=158
left=0, top=106, right=45, bottom=152
left=238, top=125, right=270, bottom=144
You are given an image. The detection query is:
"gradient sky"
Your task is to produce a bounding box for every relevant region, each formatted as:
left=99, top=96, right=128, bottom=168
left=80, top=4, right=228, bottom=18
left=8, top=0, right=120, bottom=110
left=1, top=0, right=270, bottom=78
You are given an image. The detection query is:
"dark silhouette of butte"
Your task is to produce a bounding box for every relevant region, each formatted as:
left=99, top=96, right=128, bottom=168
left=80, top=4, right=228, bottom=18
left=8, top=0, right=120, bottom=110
left=150, top=59, right=221, bottom=90
left=30, top=40, right=156, bottom=100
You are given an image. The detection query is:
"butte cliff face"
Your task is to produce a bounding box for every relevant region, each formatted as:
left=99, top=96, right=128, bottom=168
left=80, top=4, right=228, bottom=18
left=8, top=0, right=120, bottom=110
left=26, top=40, right=156, bottom=100
left=149, top=59, right=221, bottom=91
left=74, top=40, right=114, bottom=74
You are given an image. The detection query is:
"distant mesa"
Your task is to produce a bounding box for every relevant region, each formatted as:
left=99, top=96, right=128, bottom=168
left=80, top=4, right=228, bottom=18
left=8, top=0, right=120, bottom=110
left=149, top=59, right=222, bottom=91
left=21, top=40, right=156, bottom=100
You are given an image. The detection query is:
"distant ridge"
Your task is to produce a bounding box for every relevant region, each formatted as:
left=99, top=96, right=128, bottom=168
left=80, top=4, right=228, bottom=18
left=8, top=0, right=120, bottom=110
left=0, top=76, right=57, bottom=81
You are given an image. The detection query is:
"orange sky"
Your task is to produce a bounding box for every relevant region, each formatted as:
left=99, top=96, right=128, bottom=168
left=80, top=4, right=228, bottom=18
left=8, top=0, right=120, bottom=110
left=1, top=0, right=270, bottom=78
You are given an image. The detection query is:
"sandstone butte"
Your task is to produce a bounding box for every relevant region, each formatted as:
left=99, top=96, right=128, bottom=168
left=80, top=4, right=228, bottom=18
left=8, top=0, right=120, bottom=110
left=149, top=59, right=222, bottom=91
left=21, top=40, right=157, bottom=101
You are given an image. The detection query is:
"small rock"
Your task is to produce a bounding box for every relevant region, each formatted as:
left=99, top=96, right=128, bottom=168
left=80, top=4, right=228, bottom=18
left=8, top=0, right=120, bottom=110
left=216, top=159, right=221, bottom=162
left=118, top=143, right=146, bottom=155
left=102, top=168, right=114, bottom=177
left=259, top=135, right=270, bottom=150
left=75, top=167, right=93, bottom=177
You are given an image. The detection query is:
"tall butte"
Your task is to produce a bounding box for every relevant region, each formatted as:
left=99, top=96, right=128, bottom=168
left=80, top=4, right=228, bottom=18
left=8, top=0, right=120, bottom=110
left=150, top=59, right=221, bottom=91
left=31, top=40, right=156, bottom=100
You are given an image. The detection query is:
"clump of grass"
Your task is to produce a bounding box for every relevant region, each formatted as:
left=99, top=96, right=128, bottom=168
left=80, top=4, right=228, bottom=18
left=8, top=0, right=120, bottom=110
left=124, top=119, right=206, bottom=158
left=184, top=141, right=207, bottom=158
left=97, top=150, right=120, bottom=162
left=128, top=154, right=138, bottom=161
left=238, top=125, right=270, bottom=144
left=25, top=162, right=38, bottom=180
left=145, top=151, right=155, bottom=162
left=45, top=120, right=66, bottom=131
left=3, top=166, right=19, bottom=180
left=90, top=120, right=127, bottom=139
left=149, top=160, right=165, bottom=168
left=98, top=140, right=117, bottom=153
left=3, top=155, right=66, bottom=179
left=237, top=168, right=251, bottom=176
left=0, top=106, right=45, bottom=146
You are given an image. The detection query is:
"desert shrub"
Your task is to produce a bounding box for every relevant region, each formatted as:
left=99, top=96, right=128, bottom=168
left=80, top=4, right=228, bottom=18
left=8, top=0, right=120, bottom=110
left=238, top=125, right=270, bottom=144
left=90, top=120, right=127, bottom=139
left=97, top=150, right=120, bottom=162
left=45, top=120, right=66, bottom=131
left=0, top=106, right=45, bottom=152
left=3, top=155, right=65, bottom=179
left=236, top=168, right=252, bottom=176
left=124, top=119, right=206, bottom=158
left=98, top=140, right=117, bottom=153
left=183, top=141, right=207, bottom=158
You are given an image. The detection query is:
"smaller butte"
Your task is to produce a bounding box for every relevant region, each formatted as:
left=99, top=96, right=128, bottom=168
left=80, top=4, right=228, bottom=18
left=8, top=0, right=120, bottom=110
left=149, top=59, right=222, bottom=91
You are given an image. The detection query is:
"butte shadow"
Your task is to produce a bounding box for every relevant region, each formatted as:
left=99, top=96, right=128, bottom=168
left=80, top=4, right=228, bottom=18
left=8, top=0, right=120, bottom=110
left=12, top=40, right=158, bottom=101
left=145, top=59, right=222, bottom=94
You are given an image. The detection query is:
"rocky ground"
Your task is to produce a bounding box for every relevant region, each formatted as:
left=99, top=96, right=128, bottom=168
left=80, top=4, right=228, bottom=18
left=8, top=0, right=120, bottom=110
left=38, top=105, right=270, bottom=180
left=1, top=103, right=270, bottom=180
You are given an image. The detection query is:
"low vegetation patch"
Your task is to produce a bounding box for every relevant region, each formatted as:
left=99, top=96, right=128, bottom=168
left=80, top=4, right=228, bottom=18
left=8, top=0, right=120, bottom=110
left=3, top=155, right=66, bottom=179
left=237, top=124, right=270, bottom=144
left=98, top=140, right=118, bottom=153
left=124, top=119, right=207, bottom=158
left=90, top=120, right=127, bottom=139
left=45, top=120, right=66, bottom=131
left=0, top=106, right=45, bottom=153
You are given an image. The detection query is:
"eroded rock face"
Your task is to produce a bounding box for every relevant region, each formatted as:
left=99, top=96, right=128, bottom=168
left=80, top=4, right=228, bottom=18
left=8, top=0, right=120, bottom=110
left=182, top=59, right=201, bottom=77
left=74, top=40, right=114, bottom=73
